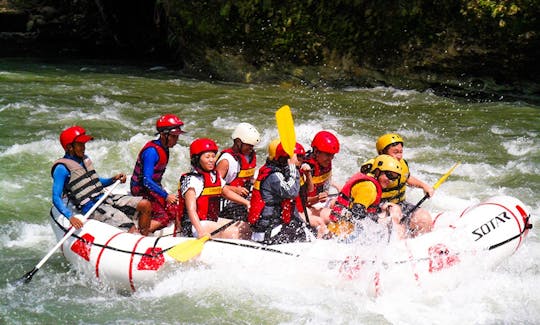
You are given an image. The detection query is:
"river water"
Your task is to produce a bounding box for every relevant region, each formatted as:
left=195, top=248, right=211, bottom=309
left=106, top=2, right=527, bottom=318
left=1, top=58, right=539, bottom=324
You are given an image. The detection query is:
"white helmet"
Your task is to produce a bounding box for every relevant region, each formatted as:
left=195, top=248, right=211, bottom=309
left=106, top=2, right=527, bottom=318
left=231, top=122, right=261, bottom=145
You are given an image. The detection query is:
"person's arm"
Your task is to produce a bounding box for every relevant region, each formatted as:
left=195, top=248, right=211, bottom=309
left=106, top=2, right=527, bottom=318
left=223, top=185, right=250, bottom=209
left=215, top=157, right=230, bottom=183
left=273, top=163, right=300, bottom=199
left=407, top=175, right=434, bottom=197
left=140, top=147, right=169, bottom=198
left=52, top=164, right=73, bottom=218
left=52, top=164, right=84, bottom=228
left=184, top=188, right=207, bottom=238
left=300, top=163, right=315, bottom=193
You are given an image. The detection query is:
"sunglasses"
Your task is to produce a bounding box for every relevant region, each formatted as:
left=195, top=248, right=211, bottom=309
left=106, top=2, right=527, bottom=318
left=383, top=171, right=400, bottom=181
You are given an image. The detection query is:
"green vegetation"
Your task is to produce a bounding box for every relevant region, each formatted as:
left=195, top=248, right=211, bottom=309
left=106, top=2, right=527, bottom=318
left=2, top=0, right=539, bottom=98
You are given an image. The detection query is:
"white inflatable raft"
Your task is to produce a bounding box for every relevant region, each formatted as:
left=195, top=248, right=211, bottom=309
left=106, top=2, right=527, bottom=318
left=49, top=195, right=532, bottom=293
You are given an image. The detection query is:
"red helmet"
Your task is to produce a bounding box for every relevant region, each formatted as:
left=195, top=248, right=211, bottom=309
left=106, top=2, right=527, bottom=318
left=156, top=114, right=185, bottom=135
left=294, top=142, right=306, bottom=155
left=60, top=126, right=93, bottom=150
left=311, top=131, right=340, bottom=154
left=190, top=138, right=218, bottom=157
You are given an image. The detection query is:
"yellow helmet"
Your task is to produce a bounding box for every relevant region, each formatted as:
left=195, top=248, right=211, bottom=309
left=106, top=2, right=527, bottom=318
left=267, top=138, right=289, bottom=160
left=372, top=154, right=402, bottom=175
left=376, top=133, right=404, bottom=154
left=360, top=158, right=374, bottom=174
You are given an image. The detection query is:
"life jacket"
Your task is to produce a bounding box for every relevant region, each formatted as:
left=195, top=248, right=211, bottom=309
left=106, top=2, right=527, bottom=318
left=178, top=169, right=222, bottom=222
left=304, top=152, right=332, bottom=197
left=381, top=159, right=410, bottom=203
left=330, top=172, right=382, bottom=222
left=218, top=148, right=256, bottom=188
left=51, top=156, right=104, bottom=209
left=248, top=164, right=294, bottom=226
left=130, top=140, right=169, bottom=198
left=295, top=170, right=309, bottom=213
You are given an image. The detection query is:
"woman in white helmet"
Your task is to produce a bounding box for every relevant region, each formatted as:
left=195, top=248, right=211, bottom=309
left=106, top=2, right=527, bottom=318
left=215, top=122, right=260, bottom=225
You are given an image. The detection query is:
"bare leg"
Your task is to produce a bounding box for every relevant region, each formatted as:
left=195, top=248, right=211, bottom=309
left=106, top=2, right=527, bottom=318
left=409, top=208, right=432, bottom=237
left=136, top=199, right=152, bottom=236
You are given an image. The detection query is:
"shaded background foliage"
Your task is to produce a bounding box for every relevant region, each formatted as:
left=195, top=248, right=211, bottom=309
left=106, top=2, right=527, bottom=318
left=1, top=0, right=539, bottom=98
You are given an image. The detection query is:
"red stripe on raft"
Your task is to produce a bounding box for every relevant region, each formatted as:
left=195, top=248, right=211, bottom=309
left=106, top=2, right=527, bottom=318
left=128, top=236, right=145, bottom=292
left=95, top=232, right=124, bottom=279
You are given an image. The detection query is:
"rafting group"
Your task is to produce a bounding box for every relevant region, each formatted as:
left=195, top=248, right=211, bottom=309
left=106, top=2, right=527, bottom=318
left=51, top=111, right=438, bottom=247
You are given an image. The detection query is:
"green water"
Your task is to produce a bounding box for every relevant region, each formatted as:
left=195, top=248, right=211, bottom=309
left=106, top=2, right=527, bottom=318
left=1, top=58, right=539, bottom=324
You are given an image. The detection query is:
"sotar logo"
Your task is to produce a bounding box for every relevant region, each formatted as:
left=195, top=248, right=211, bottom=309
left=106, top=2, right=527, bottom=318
left=472, top=211, right=510, bottom=241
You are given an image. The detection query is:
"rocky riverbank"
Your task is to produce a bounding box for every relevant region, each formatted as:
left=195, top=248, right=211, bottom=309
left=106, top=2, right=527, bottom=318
left=1, top=1, right=538, bottom=103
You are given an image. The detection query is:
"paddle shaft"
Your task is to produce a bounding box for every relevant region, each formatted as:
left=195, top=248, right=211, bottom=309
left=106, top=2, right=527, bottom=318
left=18, top=180, right=121, bottom=284
left=403, top=162, right=460, bottom=219
left=212, top=219, right=236, bottom=236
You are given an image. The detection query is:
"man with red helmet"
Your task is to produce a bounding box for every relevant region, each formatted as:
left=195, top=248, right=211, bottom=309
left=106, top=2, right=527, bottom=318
left=178, top=138, right=251, bottom=239
left=215, top=122, right=260, bottom=221
left=303, top=130, right=341, bottom=224
left=130, top=114, right=185, bottom=235
left=52, top=126, right=152, bottom=233
left=247, top=139, right=308, bottom=244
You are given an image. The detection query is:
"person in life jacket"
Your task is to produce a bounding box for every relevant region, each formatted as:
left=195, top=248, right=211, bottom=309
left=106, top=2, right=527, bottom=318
left=373, top=133, right=433, bottom=236
left=294, top=142, right=328, bottom=238
left=248, top=139, right=308, bottom=245
left=178, top=138, right=251, bottom=239
left=52, top=126, right=152, bottom=233
left=303, top=130, right=341, bottom=223
left=215, top=122, right=260, bottom=221
left=325, top=154, right=407, bottom=241
left=130, top=114, right=185, bottom=235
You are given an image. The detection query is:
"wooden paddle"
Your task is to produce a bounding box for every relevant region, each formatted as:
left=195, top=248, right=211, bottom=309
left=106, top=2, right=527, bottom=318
left=167, top=220, right=235, bottom=262
left=404, top=161, right=461, bottom=218
left=15, top=180, right=121, bottom=285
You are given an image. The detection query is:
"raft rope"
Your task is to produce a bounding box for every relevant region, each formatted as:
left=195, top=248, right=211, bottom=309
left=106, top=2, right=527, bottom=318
left=50, top=210, right=172, bottom=258
left=50, top=209, right=532, bottom=263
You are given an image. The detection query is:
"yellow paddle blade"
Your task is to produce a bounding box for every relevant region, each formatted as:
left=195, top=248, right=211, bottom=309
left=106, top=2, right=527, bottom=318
left=433, top=161, right=461, bottom=190
left=167, top=235, right=210, bottom=262
left=275, top=105, right=296, bottom=157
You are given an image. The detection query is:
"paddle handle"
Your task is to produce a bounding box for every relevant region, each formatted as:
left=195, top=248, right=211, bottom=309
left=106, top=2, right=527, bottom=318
left=402, top=162, right=460, bottom=221
left=404, top=193, right=429, bottom=218
left=23, top=180, right=121, bottom=281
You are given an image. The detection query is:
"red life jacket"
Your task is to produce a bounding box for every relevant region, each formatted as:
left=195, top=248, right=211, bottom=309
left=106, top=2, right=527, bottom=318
left=130, top=140, right=169, bottom=199
left=295, top=171, right=309, bottom=213
left=248, top=164, right=293, bottom=225
left=330, top=173, right=382, bottom=222
left=304, top=152, right=332, bottom=197
left=219, top=148, right=257, bottom=188
left=178, top=169, right=222, bottom=222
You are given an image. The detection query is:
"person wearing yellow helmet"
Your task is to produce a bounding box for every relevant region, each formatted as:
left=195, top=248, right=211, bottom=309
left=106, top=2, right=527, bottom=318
left=247, top=139, right=308, bottom=244
left=324, top=154, right=407, bottom=241
left=373, top=133, right=434, bottom=236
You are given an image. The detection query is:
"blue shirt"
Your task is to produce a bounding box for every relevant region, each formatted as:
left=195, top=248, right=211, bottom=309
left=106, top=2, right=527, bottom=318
left=51, top=154, right=113, bottom=219
left=139, top=140, right=169, bottom=198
